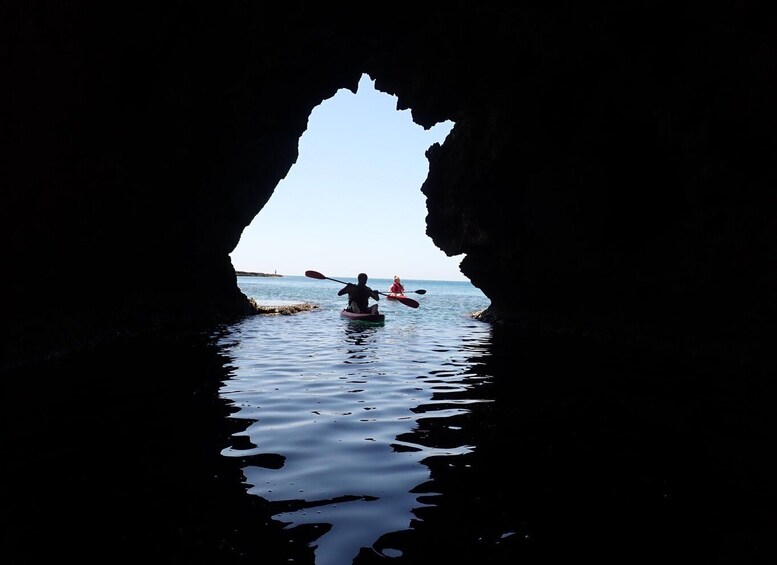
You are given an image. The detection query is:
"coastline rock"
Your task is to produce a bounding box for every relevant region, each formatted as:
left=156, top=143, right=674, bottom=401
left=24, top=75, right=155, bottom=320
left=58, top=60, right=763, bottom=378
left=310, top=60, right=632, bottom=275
left=248, top=298, right=318, bottom=316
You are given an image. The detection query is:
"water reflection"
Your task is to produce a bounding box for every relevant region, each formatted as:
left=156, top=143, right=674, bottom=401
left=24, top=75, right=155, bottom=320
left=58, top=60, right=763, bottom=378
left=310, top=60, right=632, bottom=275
left=220, top=319, right=494, bottom=565
left=343, top=323, right=382, bottom=363
left=219, top=321, right=777, bottom=564
left=4, top=322, right=773, bottom=563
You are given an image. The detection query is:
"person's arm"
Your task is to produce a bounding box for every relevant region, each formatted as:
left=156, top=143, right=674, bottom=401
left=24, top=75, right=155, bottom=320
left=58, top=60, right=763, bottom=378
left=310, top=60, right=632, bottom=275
left=370, top=287, right=380, bottom=300
left=338, top=284, right=352, bottom=296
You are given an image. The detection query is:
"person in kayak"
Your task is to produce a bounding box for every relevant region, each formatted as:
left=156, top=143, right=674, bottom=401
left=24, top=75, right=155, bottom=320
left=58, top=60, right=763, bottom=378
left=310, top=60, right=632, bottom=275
left=338, top=273, right=380, bottom=314
left=389, top=275, right=405, bottom=296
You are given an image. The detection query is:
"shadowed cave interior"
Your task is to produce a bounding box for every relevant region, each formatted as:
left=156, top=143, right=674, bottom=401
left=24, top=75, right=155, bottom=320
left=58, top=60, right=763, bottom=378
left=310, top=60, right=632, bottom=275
left=3, top=4, right=777, bottom=563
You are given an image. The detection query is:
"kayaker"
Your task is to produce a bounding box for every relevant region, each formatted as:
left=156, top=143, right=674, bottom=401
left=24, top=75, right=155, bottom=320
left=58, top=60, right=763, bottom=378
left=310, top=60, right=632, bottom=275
left=338, top=273, right=380, bottom=314
left=389, top=275, right=405, bottom=296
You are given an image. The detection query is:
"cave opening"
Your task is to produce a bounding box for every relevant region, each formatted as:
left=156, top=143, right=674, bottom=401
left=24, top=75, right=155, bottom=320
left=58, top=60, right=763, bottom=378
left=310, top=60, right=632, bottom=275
left=229, top=74, right=463, bottom=282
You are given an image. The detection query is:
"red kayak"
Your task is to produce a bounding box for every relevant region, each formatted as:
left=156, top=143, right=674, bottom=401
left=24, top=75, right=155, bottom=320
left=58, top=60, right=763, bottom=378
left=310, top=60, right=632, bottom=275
left=340, top=309, right=385, bottom=323
left=386, top=293, right=406, bottom=301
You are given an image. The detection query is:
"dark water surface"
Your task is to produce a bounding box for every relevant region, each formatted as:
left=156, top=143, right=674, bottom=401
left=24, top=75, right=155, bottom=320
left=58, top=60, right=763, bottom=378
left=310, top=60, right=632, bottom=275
left=3, top=277, right=775, bottom=563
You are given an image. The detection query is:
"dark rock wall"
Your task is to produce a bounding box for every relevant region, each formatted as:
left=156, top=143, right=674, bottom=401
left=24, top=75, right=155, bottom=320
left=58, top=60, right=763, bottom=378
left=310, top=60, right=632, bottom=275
left=2, top=2, right=775, bottom=370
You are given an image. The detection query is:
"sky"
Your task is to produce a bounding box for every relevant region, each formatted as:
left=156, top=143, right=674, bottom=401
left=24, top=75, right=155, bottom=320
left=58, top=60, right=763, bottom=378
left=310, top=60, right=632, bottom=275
left=228, top=74, right=467, bottom=282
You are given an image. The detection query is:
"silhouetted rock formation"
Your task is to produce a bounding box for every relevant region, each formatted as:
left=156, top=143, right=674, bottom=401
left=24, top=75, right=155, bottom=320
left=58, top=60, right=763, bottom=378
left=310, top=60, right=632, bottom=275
left=3, top=2, right=775, bottom=370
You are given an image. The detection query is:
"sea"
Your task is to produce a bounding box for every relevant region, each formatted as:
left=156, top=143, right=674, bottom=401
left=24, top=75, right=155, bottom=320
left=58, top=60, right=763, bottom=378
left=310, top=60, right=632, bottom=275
left=220, top=275, right=492, bottom=564
left=3, top=275, right=774, bottom=564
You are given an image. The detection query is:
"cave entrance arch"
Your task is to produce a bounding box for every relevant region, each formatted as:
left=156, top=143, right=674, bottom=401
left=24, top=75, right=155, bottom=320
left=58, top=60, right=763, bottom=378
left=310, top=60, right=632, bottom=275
left=229, top=74, right=461, bottom=282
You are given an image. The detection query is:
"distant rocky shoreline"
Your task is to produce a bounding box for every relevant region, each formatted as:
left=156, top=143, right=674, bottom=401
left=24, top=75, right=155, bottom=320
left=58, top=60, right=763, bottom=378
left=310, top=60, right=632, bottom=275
left=236, top=271, right=315, bottom=315
left=236, top=271, right=282, bottom=277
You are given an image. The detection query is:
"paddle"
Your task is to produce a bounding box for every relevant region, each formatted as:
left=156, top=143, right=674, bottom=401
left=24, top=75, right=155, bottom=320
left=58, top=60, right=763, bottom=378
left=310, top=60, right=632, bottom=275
left=305, top=270, right=420, bottom=308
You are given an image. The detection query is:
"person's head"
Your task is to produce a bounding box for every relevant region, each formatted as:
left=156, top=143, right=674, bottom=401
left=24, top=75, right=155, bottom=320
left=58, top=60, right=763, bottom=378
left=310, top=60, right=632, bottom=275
left=393, top=275, right=400, bottom=282
left=357, top=273, right=368, bottom=285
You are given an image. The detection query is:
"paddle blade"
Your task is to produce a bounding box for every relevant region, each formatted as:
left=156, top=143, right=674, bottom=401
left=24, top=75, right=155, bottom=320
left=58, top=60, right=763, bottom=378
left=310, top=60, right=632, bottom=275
left=305, top=270, right=326, bottom=280
left=397, top=296, right=420, bottom=308
left=413, top=289, right=427, bottom=295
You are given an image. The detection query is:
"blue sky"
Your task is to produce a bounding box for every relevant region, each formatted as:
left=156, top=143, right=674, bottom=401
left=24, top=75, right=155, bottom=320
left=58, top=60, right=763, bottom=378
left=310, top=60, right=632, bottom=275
left=229, top=74, right=466, bottom=282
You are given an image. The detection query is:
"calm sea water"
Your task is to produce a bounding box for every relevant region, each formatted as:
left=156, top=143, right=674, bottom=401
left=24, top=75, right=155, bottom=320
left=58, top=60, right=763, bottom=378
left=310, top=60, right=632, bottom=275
left=4, top=275, right=773, bottom=563
left=221, top=275, right=491, bottom=564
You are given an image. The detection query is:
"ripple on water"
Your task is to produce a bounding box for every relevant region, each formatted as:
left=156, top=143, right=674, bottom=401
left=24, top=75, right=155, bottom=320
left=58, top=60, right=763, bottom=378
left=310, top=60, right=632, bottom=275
left=218, top=278, right=493, bottom=564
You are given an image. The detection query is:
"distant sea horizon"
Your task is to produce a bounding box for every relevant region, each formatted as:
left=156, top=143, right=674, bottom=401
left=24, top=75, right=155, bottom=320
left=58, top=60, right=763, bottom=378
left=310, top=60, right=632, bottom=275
left=235, top=270, right=472, bottom=283
left=235, top=270, right=283, bottom=277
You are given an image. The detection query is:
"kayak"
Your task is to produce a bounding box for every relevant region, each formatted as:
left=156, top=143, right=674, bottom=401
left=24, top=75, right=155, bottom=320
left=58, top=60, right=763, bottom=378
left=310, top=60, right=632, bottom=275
left=386, top=293, right=406, bottom=301
left=340, top=309, right=385, bottom=323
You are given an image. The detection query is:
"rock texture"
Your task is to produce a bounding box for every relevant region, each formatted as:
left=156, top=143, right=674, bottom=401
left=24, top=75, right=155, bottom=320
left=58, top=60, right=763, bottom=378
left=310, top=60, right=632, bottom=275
left=2, top=2, right=775, bottom=370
